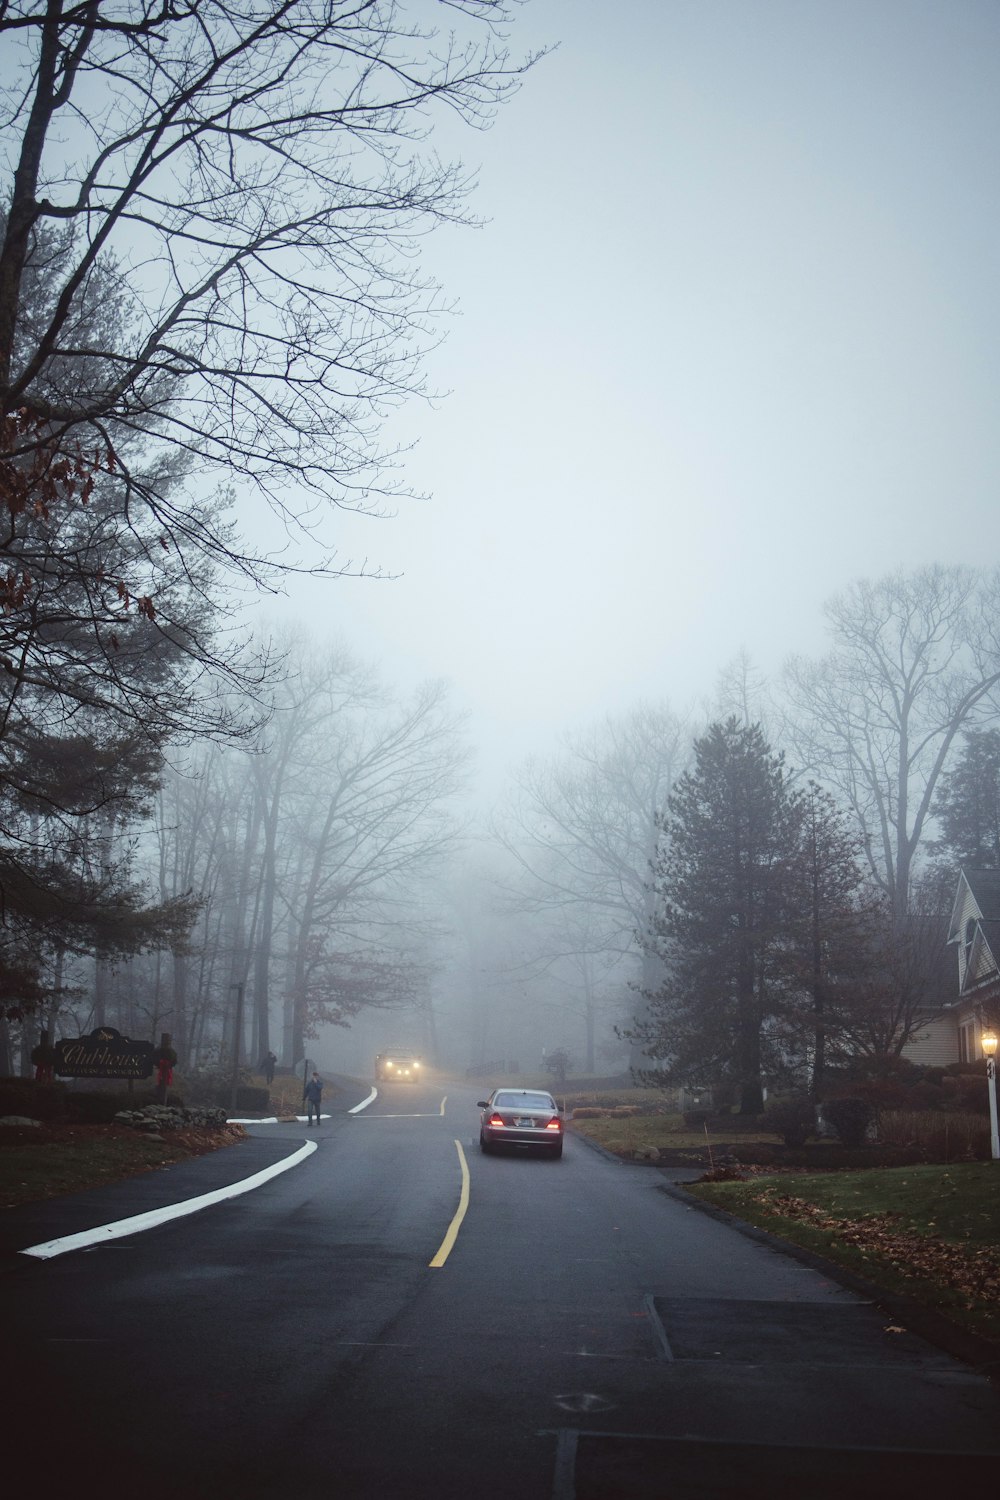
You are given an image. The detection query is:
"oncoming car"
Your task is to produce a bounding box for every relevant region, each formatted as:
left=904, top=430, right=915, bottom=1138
left=375, top=1053, right=422, bottom=1082
left=477, top=1088, right=564, bottom=1159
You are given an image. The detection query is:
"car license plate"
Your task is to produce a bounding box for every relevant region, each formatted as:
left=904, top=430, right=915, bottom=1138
left=515, top=1117, right=534, bottom=1127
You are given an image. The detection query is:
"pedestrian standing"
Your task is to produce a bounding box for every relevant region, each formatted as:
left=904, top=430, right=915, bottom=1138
left=264, top=1050, right=277, bottom=1086
left=304, top=1070, right=323, bottom=1126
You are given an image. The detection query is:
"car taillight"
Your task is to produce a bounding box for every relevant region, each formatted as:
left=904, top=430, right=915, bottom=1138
left=546, top=1117, right=562, bottom=1131
left=489, top=1114, right=506, bottom=1128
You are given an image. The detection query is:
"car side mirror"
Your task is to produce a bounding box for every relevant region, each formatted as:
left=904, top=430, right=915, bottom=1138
left=476, top=1100, right=489, bottom=1109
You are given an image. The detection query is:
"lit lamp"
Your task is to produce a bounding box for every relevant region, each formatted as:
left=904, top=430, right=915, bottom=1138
left=982, top=1030, right=999, bottom=1161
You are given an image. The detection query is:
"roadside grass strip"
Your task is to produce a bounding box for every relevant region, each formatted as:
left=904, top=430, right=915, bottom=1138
left=689, top=1164, right=1000, bottom=1342
left=19, top=1139, right=318, bottom=1260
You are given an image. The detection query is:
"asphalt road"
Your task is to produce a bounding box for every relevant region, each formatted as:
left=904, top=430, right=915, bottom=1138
left=4, top=1074, right=999, bottom=1499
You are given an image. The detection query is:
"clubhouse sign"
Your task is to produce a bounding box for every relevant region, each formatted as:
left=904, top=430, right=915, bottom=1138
left=55, top=1027, right=156, bottom=1080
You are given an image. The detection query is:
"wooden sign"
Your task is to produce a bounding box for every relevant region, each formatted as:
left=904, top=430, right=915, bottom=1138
left=55, top=1027, right=155, bottom=1080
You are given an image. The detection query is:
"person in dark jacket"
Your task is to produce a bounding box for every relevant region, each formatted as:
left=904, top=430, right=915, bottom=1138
left=304, top=1071, right=323, bottom=1126
left=263, top=1051, right=277, bottom=1085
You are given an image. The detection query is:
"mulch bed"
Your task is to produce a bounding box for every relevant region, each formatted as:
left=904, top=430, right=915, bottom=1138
left=0, top=1120, right=249, bottom=1207
left=0, top=1120, right=247, bottom=1152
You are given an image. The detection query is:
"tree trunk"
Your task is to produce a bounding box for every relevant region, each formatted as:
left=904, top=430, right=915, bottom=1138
left=736, top=976, right=764, bottom=1114
left=94, top=954, right=109, bottom=1028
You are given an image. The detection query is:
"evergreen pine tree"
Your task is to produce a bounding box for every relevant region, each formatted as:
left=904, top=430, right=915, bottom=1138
left=932, top=728, right=1000, bottom=868
left=640, top=718, right=801, bottom=1115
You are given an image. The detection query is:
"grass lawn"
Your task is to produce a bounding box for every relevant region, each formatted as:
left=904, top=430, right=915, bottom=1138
left=689, top=1163, right=1000, bottom=1343
left=0, top=1121, right=248, bottom=1209
left=569, top=1109, right=781, bottom=1157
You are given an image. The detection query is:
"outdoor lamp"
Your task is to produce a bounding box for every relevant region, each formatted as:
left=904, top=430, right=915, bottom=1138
left=982, top=1030, right=999, bottom=1161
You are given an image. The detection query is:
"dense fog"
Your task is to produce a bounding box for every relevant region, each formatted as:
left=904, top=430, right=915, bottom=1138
left=2, top=2, right=998, bottom=1093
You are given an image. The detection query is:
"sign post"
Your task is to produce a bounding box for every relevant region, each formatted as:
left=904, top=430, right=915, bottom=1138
left=982, top=1031, right=999, bottom=1161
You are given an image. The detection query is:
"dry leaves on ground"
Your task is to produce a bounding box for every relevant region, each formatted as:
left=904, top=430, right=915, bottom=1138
left=753, top=1188, right=1000, bottom=1306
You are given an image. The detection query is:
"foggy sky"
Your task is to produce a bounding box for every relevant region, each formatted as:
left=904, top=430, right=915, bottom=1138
left=278, top=0, right=1000, bottom=796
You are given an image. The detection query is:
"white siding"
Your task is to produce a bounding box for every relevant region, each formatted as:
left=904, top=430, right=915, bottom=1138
left=902, top=1015, right=960, bottom=1067
left=953, top=880, right=979, bottom=992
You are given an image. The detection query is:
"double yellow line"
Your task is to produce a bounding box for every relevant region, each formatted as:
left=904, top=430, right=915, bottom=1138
left=429, top=1139, right=470, bottom=1267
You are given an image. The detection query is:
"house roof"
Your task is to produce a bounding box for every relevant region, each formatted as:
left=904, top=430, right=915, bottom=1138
left=947, top=866, right=1000, bottom=944
left=945, top=867, right=1000, bottom=1005
left=961, top=867, right=1000, bottom=917
left=957, top=914, right=1000, bottom=999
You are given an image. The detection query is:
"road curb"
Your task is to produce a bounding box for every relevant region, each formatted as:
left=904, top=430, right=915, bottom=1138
left=567, top=1124, right=703, bottom=1184
left=658, top=1178, right=1000, bottom=1383
left=565, top=1122, right=628, bottom=1166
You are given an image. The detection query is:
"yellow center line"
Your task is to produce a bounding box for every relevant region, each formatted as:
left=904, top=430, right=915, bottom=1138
left=439, top=1095, right=447, bottom=1115
left=429, top=1139, right=470, bottom=1268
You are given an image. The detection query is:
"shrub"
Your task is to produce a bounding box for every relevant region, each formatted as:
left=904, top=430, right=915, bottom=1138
left=905, top=1081, right=946, bottom=1111
left=877, top=1109, right=991, bottom=1161
left=182, top=1067, right=255, bottom=1106
left=821, top=1095, right=874, bottom=1147
left=763, top=1094, right=816, bottom=1147
left=732, top=1142, right=926, bottom=1169
left=234, top=1086, right=270, bottom=1113
left=940, top=1073, right=990, bottom=1115
left=845, top=1078, right=914, bottom=1112
left=0, top=1078, right=67, bottom=1120
left=66, top=1088, right=185, bottom=1123
left=66, top=1091, right=138, bottom=1123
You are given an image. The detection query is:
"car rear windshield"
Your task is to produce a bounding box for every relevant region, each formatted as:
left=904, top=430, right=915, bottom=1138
left=493, top=1091, right=556, bottom=1111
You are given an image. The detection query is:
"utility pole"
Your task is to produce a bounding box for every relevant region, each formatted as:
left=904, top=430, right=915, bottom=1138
left=229, top=982, right=245, bottom=1112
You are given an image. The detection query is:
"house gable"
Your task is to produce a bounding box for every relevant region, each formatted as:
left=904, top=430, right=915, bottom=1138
left=901, top=867, right=1000, bottom=1067
left=950, top=868, right=1000, bottom=998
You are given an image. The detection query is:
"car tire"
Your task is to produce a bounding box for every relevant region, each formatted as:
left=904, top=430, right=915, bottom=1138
left=549, top=1142, right=563, bottom=1160
left=479, top=1132, right=492, bottom=1154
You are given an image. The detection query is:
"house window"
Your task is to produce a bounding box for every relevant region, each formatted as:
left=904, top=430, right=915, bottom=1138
left=959, top=1020, right=976, bottom=1064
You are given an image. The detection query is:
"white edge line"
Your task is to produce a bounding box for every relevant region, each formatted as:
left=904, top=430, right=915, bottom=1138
left=19, top=1139, right=318, bottom=1261
left=349, top=1087, right=378, bottom=1114
left=227, top=1115, right=328, bottom=1124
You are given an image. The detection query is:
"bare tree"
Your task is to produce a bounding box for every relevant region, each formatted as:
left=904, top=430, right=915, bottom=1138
left=709, top=650, right=780, bottom=735
left=495, top=704, right=690, bottom=952
left=783, top=565, right=1000, bottom=920
left=0, top=1, right=539, bottom=575
left=493, top=703, right=691, bottom=1066
left=835, top=904, right=954, bottom=1070
left=281, top=666, right=469, bottom=1061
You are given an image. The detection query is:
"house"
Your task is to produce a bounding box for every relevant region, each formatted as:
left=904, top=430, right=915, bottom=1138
left=903, top=867, right=1000, bottom=1066
left=947, top=866, right=1000, bottom=1058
